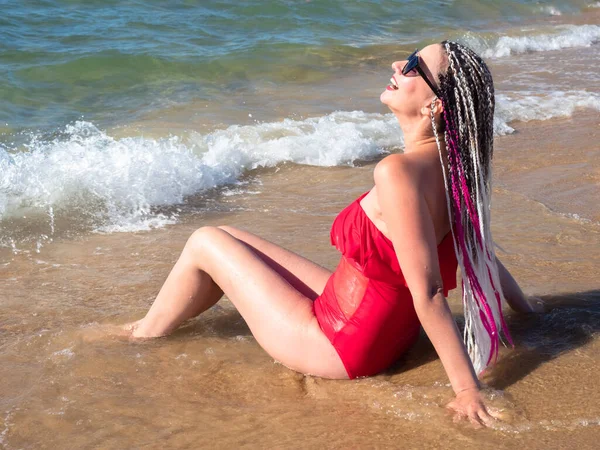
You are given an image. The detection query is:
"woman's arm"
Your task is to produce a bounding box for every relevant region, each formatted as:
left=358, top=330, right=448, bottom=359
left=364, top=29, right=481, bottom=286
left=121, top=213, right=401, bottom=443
left=374, top=155, right=494, bottom=426
left=496, top=257, right=544, bottom=313
left=414, top=291, right=495, bottom=424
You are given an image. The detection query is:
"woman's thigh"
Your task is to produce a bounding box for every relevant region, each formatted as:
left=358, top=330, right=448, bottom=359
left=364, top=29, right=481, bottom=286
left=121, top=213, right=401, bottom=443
left=217, top=225, right=332, bottom=300
left=189, top=226, right=347, bottom=379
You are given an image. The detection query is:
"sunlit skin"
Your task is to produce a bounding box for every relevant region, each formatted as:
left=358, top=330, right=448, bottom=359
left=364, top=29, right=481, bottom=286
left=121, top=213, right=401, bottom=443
left=124, top=43, right=541, bottom=428
left=366, top=43, right=541, bottom=426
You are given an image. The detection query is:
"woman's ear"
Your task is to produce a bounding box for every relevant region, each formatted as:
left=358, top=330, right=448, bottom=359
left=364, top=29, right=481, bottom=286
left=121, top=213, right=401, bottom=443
left=420, top=97, right=443, bottom=118
left=434, top=97, right=443, bottom=114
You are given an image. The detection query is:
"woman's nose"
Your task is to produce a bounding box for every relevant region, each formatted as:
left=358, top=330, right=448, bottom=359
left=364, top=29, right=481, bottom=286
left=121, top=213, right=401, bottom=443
left=391, top=60, right=405, bottom=72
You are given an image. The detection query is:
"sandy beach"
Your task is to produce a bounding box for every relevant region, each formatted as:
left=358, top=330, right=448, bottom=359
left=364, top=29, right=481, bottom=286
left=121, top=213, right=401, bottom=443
left=2, top=1, right=600, bottom=448
left=2, top=108, right=599, bottom=448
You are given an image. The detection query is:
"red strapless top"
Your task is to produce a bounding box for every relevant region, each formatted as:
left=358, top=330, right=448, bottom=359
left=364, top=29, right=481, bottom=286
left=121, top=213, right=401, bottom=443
left=314, top=191, right=458, bottom=378
left=330, top=191, right=458, bottom=290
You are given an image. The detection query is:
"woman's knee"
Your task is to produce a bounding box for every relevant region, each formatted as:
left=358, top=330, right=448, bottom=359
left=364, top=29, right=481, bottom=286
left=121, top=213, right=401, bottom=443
left=216, top=225, right=241, bottom=237
left=186, top=226, right=223, bottom=254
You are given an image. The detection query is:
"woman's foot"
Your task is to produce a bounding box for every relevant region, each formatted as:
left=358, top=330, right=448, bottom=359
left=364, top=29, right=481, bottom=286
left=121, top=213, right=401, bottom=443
left=122, top=319, right=158, bottom=339
left=77, top=322, right=136, bottom=342
left=123, top=319, right=173, bottom=339
left=122, top=319, right=142, bottom=334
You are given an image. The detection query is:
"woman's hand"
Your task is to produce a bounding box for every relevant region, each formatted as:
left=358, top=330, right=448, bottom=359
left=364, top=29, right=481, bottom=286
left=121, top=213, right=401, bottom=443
left=527, top=296, right=546, bottom=313
left=446, top=387, right=497, bottom=427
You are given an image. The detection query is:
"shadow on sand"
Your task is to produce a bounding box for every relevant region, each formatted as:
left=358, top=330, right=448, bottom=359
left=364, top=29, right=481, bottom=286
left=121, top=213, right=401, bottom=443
left=385, top=289, right=600, bottom=386
left=487, top=289, right=600, bottom=390
left=167, top=289, right=600, bottom=388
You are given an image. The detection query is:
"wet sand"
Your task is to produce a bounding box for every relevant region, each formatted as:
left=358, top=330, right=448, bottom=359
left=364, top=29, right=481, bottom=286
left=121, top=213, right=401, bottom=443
left=1, top=107, right=600, bottom=448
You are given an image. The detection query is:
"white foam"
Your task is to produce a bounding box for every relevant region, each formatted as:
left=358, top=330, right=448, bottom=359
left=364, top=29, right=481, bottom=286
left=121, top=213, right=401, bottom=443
left=195, top=110, right=402, bottom=169
left=463, top=24, right=600, bottom=58
left=494, top=90, right=600, bottom=134
left=0, top=113, right=402, bottom=237
left=51, top=347, right=75, bottom=360
left=539, top=6, right=562, bottom=16
left=1, top=92, right=598, bottom=241
left=0, top=409, right=14, bottom=446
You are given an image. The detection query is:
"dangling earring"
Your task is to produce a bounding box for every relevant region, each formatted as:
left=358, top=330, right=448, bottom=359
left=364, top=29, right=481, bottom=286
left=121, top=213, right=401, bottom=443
left=430, top=99, right=437, bottom=135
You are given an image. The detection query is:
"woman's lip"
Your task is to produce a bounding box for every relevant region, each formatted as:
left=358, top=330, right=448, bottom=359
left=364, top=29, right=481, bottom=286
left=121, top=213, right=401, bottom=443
left=386, top=74, right=399, bottom=90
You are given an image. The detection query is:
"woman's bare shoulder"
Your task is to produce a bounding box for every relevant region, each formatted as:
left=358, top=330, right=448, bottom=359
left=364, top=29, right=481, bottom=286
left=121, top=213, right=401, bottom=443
left=374, top=153, right=426, bottom=187
left=376, top=152, right=410, bottom=167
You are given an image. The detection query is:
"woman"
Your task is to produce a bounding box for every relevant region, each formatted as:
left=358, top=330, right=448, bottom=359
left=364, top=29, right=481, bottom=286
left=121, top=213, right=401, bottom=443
left=125, top=42, right=541, bottom=426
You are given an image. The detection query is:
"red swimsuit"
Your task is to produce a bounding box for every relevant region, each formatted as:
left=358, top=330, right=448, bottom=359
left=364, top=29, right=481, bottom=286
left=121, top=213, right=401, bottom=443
left=313, top=192, right=459, bottom=379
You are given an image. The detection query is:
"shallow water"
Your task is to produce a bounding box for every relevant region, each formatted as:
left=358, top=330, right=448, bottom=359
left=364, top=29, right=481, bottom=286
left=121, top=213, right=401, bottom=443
left=2, top=110, right=600, bottom=448
left=2, top=2, right=600, bottom=449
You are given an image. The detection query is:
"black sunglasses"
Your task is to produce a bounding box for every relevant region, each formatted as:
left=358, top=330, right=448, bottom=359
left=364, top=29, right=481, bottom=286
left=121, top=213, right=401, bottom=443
left=401, top=49, right=441, bottom=98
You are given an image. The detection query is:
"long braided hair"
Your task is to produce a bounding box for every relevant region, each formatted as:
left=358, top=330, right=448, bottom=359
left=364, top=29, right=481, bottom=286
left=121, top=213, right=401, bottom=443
left=431, top=41, right=512, bottom=373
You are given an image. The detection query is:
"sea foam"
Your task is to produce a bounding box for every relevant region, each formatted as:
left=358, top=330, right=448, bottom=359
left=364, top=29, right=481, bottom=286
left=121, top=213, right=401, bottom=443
left=0, top=112, right=402, bottom=241
left=539, top=5, right=562, bottom=16
left=494, top=90, right=600, bottom=134
left=1, top=91, right=598, bottom=244
left=463, top=24, right=600, bottom=58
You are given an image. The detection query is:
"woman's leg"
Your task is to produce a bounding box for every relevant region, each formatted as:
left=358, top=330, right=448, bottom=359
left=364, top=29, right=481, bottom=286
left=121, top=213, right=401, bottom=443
left=132, top=226, right=346, bottom=378
left=129, top=225, right=332, bottom=336
left=217, top=225, right=332, bottom=300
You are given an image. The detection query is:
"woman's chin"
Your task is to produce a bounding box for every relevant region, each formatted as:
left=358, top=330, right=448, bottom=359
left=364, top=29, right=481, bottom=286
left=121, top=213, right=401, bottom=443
left=380, top=87, right=399, bottom=105
left=379, top=90, right=390, bottom=104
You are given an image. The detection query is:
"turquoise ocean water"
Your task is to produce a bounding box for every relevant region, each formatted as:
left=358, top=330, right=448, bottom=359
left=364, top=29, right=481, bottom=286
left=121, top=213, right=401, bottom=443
left=1, top=0, right=597, bottom=132
left=1, top=0, right=599, bottom=248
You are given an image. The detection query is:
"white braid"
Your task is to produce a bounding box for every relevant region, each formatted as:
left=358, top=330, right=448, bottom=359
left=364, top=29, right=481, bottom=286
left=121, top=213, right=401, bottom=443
left=435, top=42, right=510, bottom=373
left=430, top=101, right=478, bottom=365
left=446, top=48, right=491, bottom=370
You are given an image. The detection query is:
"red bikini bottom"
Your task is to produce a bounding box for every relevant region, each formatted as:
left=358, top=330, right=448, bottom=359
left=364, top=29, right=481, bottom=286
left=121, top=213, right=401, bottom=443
left=313, top=256, right=421, bottom=379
